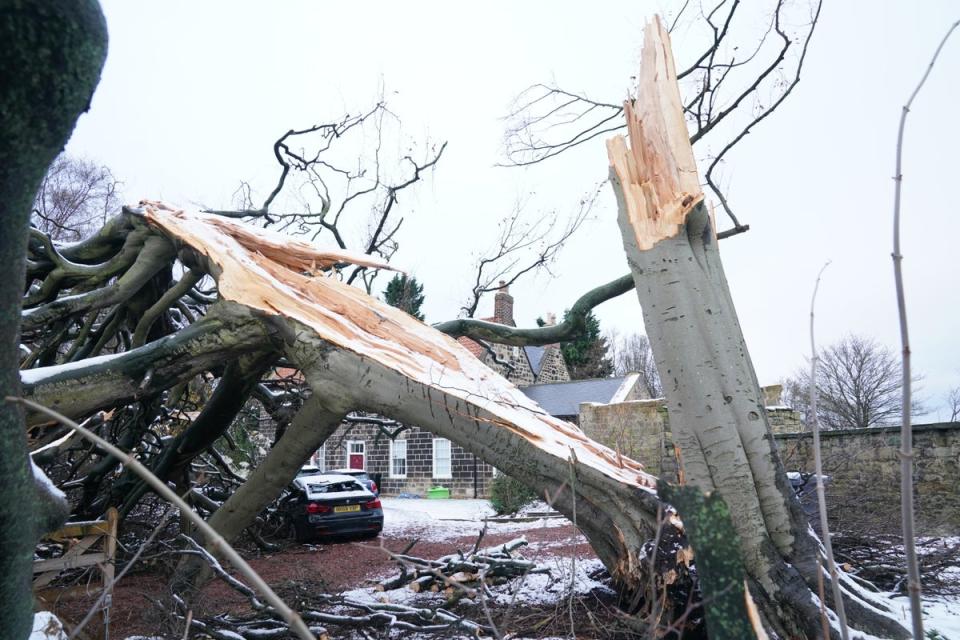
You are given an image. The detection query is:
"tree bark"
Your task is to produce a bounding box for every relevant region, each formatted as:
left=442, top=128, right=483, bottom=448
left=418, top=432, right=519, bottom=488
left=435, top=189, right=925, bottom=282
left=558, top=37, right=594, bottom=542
left=286, top=326, right=664, bottom=592
left=175, top=393, right=350, bottom=591
left=606, top=17, right=907, bottom=639
left=0, top=2, right=107, bottom=637
left=21, top=302, right=274, bottom=426
left=114, top=351, right=276, bottom=514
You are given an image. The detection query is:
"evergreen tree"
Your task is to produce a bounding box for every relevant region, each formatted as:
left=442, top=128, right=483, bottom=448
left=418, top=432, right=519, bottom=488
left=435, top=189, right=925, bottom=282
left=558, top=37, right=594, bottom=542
left=559, top=309, right=613, bottom=379
left=383, top=274, right=425, bottom=321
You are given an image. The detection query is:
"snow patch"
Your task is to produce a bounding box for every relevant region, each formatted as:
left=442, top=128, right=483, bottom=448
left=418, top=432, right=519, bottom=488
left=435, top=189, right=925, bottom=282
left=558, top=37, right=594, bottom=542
left=30, top=612, right=68, bottom=640
left=381, top=498, right=568, bottom=542
left=31, top=458, right=66, bottom=502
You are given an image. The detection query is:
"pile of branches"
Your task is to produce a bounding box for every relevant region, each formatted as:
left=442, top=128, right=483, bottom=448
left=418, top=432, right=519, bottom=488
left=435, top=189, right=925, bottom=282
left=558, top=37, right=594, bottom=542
left=833, top=532, right=960, bottom=596
left=171, top=536, right=496, bottom=638
left=377, top=536, right=546, bottom=599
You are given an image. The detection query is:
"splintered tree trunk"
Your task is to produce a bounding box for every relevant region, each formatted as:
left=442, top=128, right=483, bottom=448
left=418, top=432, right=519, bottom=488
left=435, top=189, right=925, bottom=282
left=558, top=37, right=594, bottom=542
left=143, top=203, right=665, bottom=597
left=607, top=18, right=907, bottom=639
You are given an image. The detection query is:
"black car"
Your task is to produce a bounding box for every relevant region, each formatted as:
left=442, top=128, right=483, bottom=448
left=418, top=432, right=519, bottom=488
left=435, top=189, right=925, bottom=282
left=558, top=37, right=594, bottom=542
left=282, top=473, right=383, bottom=542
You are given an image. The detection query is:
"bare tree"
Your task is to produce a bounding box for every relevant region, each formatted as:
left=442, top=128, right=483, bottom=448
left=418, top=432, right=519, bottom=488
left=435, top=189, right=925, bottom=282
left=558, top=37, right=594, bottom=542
left=783, top=334, right=923, bottom=430
left=607, top=330, right=662, bottom=397
left=32, top=154, right=121, bottom=242
left=948, top=385, right=960, bottom=422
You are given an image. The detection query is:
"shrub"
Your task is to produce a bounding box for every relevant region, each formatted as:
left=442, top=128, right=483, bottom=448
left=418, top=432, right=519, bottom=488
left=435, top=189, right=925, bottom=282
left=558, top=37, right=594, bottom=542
left=489, top=473, right=538, bottom=515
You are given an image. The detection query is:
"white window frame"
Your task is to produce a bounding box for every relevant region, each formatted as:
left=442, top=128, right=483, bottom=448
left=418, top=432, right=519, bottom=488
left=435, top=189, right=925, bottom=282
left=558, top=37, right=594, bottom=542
left=313, top=444, right=326, bottom=471
left=432, top=437, right=452, bottom=479
left=346, top=440, right=366, bottom=470
left=389, top=439, right=407, bottom=479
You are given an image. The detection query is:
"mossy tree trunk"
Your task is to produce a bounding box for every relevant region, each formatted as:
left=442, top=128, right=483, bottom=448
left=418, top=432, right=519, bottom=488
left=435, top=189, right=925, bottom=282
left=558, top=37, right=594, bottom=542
left=0, top=1, right=107, bottom=637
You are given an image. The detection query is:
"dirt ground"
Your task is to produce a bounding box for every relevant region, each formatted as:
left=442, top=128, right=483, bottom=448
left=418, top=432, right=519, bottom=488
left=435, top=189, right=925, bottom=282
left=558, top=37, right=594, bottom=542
left=42, top=500, right=633, bottom=639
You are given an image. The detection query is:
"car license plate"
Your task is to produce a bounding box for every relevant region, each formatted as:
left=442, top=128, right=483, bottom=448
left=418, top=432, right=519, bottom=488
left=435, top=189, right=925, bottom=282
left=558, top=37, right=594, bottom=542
left=334, top=504, right=360, bottom=513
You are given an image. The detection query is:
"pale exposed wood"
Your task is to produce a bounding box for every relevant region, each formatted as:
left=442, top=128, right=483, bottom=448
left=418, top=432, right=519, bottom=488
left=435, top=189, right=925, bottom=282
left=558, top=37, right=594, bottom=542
left=44, top=519, right=112, bottom=541
left=606, top=16, right=705, bottom=251
left=143, top=203, right=657, bottom=492
left=142, top=200, right=398, bottom=276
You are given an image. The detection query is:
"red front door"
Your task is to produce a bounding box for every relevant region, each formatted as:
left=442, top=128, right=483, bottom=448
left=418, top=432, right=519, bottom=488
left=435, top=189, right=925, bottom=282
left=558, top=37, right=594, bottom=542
left=347, top=441, right=365, bottom=469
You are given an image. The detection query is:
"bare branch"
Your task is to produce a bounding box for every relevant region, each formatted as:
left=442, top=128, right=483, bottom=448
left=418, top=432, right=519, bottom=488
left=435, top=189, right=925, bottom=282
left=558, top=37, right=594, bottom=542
left=436, top=273, right=633, bottom=346
left=459, top=184, right=601, bottom=318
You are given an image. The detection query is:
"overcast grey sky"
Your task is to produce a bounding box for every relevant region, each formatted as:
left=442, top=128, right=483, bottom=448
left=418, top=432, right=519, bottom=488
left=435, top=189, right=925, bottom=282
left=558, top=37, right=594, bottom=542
left=64, top=1, right=959, bottom=418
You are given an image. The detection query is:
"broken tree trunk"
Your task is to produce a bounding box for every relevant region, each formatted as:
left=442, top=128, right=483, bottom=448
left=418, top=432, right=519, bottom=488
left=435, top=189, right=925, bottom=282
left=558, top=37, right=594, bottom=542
left=142, top=203, right=666, bottom=600
left=607, top=17, right=908, bottom=639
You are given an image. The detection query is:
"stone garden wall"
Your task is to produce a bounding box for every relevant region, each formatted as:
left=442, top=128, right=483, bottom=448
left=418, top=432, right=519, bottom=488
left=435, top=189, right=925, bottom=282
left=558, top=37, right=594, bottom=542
left=580, top=396, right=960, bottom=534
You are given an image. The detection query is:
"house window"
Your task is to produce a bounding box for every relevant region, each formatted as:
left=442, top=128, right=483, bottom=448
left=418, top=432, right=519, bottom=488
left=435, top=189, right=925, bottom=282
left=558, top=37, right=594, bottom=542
left=346, top=441, right=366, bottom=470
left=432, top=438, right=452, bottom=479
left=312, top=444, right=326, bottom=471
left=389, top=439, right=407, bottom=478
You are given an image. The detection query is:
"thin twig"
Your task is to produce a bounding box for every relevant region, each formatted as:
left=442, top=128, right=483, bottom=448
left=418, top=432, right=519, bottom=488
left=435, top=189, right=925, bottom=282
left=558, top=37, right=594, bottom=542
left=6, top=397, right=316, bottom=640
left=808, top=261, right=849, bottom=640
left=891, top=18, right=959, bottom=639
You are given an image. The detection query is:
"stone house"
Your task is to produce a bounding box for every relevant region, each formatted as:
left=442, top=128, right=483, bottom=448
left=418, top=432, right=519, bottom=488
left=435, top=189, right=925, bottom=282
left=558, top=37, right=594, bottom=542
left=313, top=283, right=642, bottom=497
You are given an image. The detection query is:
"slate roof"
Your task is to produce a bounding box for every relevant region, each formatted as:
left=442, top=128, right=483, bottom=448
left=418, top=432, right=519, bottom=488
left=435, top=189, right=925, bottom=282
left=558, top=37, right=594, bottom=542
left=521, top=376, right=630, bottom=417
left=524, top=345, right=546, bottom=375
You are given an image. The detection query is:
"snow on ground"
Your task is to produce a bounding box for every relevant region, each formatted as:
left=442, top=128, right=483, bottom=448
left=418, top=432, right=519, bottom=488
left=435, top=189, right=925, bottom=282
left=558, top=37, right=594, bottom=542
left=381, top=497, right=568, bottom=542
left=888, top=595, right=960, bottom=639
left=488, top=557, right=613, bottom=607
left=341, top=498, right=607, bottom=611
left=30, top=612, right=68, bottom=640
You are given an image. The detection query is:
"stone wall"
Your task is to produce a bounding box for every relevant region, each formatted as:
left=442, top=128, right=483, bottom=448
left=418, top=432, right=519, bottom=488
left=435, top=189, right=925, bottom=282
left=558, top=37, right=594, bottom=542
left=578, top=399, right=676, bottom=479
left=776, top=423, right=960, bottom=534
left=579, top=396, right=960, bottom=534
left=488, top=343, right=535, bottom=386
left=535, top=346, right=570, bottom=383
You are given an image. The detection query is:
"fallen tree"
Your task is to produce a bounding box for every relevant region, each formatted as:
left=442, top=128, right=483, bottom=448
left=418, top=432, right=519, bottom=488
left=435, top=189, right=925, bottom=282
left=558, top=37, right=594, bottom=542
left=13, top=14, right=914, bottom=640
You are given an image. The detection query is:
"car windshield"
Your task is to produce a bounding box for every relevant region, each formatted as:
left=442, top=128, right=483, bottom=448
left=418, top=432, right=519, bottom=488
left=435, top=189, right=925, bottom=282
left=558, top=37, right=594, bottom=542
left=306, top=480, right=364, bottom=494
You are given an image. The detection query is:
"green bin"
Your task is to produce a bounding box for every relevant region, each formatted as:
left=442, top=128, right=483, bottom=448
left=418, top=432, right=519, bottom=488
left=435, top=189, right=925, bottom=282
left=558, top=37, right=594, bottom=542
left=426, top=486, right=450, bottom=499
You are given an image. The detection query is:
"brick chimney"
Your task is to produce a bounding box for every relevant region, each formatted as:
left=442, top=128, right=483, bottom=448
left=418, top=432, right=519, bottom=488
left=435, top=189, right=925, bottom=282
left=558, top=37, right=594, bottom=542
left=493, top=281, right=515, bottom=326
left=544, top=312, right=559, bottom=348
